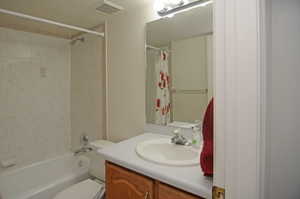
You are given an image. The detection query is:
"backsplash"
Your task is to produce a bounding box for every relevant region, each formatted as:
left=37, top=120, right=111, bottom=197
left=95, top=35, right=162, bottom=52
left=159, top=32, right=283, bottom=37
left=0, top=28, right=71, bottom=172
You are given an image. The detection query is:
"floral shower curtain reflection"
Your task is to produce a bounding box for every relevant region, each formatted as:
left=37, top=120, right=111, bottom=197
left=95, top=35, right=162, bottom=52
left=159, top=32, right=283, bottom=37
left=155, top=50, right=171, bottom=125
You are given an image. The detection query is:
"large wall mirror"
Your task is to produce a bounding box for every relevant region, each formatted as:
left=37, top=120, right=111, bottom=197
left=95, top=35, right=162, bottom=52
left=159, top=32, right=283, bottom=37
left=146, top=4, right=213, bottom=127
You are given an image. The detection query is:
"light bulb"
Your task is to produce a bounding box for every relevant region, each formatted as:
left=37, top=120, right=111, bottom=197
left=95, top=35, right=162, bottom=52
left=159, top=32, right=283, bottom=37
left=154, top=0, right=165, bottom=12
left=166, top=13, right=175, bottom=18
left=199, top=0, right=213, bottom=7
left=156, top=0, right=212, bottom=17
left=155, top=0, right=186, bottom=12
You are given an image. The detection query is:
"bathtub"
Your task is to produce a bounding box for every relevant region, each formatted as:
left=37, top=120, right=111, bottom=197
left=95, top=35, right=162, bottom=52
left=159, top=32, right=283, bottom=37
left=0, top=153, right=90, bottom=199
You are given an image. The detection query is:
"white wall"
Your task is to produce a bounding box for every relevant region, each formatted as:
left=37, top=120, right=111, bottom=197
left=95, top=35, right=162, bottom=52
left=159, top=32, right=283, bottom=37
left=71, top=30, right=106, bottom=149
left=106, top=3, right=158, bottom=141
left=0, top=28, right=71, bottom=172
left=266, top=0, right=300, bottom=198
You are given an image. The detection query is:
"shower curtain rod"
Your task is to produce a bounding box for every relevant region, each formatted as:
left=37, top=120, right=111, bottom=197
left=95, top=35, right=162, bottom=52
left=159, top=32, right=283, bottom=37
left=146, top=45, right=160, bottom=50
left=0, top=8, right=105, bottom=37
left=146, top=45, right=171, bottom=52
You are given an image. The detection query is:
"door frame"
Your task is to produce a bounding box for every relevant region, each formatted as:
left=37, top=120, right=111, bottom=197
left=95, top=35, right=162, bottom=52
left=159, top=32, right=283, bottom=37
left=214, top=0, right=267, bottom=198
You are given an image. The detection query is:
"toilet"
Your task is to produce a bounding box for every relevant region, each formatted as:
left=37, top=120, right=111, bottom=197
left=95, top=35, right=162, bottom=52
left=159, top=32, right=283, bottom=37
left=54, top=140, right=114, bottom=199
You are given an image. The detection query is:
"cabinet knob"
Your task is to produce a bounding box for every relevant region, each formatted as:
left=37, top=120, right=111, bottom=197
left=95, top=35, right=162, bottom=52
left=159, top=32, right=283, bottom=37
left=144, top=191, right=150, bottom=199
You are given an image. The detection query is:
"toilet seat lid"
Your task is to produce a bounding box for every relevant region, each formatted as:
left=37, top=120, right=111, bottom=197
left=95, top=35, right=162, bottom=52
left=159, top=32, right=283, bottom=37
left=54, top=179, right=103, bottom=199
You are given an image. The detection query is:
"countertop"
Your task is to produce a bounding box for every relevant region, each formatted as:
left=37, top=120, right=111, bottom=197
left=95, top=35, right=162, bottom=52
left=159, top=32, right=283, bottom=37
left=97, top=133, right=212, bottom=198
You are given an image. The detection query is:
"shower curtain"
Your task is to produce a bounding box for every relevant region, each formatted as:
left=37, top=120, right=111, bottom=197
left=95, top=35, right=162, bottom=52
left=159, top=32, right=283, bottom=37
left=155, top=50, right=171, bottom=125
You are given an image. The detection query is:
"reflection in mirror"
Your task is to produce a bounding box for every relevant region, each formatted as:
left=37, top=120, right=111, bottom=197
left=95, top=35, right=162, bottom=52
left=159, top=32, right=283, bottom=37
left=146, top=5, right=213, bottom=127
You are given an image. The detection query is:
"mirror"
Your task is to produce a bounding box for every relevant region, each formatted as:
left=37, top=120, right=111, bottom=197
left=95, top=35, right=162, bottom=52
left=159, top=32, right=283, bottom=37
left=146, top=5, right=213, bottom=127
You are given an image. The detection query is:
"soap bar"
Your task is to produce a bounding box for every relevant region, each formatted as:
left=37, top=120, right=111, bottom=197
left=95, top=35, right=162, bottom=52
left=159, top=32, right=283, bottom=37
left=0, top=157, right=16, bottom=168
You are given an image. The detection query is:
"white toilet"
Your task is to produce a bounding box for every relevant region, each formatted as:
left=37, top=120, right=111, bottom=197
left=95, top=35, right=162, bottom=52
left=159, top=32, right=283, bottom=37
left=54, top=140, right=114, bottom=199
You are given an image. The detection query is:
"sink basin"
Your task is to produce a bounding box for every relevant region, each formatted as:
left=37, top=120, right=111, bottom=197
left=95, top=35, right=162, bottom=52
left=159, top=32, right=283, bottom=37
left=136, top=138, right=201, bottom=166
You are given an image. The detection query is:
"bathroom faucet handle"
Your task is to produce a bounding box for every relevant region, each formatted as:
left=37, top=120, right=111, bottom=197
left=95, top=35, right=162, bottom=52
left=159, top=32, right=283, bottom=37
left=80, top=134, right=89, bottom=146
left=172, top=128, right=181, bottom=136
left=171, top=128, right=191, bottom=146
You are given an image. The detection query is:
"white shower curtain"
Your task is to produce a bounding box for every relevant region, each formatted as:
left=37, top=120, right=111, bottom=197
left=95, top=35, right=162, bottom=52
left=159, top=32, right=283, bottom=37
left=155, top=50, right=171, bottom=125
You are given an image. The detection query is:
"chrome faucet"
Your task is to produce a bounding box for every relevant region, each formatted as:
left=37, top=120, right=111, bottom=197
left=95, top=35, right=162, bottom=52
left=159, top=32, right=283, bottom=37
left=74, top=146, right=93, bottom=156
left=74, top=134, right=93, bottom=156
left=171, top=129, right=191, bottom=146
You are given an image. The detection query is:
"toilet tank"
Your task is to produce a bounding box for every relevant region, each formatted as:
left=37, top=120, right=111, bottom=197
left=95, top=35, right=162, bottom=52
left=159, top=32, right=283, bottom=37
left=88, top=140, right=115, bottom=181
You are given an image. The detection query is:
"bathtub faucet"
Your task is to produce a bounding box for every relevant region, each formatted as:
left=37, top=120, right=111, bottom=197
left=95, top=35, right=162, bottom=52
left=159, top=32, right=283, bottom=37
left=74, top=134, right=93, bottom=156
left=74, top=146, right=93, bottom=156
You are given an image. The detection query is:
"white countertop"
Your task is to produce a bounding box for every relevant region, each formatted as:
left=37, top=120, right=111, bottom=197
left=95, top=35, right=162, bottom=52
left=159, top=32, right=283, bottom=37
left=98, top=133, right=212, bottom=198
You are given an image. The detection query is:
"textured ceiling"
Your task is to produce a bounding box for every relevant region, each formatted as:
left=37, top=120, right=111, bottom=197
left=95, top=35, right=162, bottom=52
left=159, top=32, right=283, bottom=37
left=0, top=0, right=151, bottom=39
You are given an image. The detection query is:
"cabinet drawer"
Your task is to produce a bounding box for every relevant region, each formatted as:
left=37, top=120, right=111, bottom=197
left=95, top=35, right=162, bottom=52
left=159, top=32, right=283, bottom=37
left=106, top=162, right=154, bottom=199
left=157, top=182, right=203, bottom=199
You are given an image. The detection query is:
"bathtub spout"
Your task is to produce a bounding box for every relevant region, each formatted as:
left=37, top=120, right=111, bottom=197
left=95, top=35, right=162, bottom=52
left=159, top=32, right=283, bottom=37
left=73, top=147, right=93, bottom=156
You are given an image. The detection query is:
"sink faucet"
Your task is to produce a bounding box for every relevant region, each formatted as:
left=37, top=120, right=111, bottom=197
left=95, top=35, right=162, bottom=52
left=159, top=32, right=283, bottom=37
left=171, top=129, right=191, bottom=146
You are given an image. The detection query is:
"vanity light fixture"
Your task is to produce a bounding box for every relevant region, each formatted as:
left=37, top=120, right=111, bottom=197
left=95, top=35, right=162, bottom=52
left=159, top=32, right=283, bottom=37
left=155, top=0, right=212, bottom=17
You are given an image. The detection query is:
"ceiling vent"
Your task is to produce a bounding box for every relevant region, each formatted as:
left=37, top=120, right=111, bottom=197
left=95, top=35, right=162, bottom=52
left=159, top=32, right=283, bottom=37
left=96, top=0, right=124, bottom=15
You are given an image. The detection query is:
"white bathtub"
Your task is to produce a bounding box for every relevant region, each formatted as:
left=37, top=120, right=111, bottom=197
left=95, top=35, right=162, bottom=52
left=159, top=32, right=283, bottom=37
left=0, top=154, right=90, bottom=199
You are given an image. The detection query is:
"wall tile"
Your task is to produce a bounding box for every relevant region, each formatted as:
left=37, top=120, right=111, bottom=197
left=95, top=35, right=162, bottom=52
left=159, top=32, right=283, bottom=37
left=0, top=27, right=71, bottom=173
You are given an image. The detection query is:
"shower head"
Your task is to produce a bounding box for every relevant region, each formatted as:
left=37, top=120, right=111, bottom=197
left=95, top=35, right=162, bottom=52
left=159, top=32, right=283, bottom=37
left=70, top=37, right=85, bottom=45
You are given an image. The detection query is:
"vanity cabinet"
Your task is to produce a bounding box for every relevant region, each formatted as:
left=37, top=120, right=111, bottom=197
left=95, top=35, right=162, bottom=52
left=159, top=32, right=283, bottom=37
left=157, top=182, right=200, bottom=199
left=106, top=162, right=154, bottom=199
left=106, top=162, right=204, bottom=199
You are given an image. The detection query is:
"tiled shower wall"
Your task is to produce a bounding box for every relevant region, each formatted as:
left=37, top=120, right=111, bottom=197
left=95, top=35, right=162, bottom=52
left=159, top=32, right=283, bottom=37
left=0, top=28, right=71, bottom=172
left=71, top=31, right=106, bottom=150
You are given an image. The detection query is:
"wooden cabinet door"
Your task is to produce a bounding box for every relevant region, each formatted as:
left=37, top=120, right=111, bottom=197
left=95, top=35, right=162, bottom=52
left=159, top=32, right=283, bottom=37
left=157, top=182, right=204, bottom=199
left=106, top=162, right=154, bottom=199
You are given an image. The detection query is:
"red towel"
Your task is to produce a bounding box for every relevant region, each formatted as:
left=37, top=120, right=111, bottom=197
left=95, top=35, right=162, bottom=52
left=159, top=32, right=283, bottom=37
left=200, top=98, right=214, bottom=176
